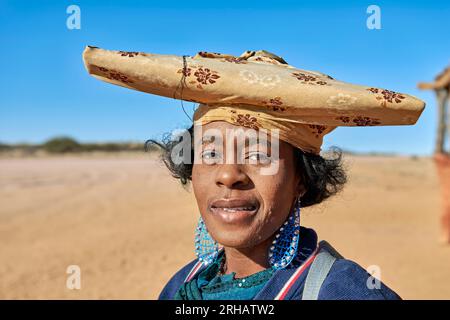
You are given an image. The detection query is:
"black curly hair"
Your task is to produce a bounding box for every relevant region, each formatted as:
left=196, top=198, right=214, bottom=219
left=146, top=125, right=347, bottom=207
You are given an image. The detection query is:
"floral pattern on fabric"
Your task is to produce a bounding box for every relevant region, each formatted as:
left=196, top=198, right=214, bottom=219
left=223, top=57, right=247, bottom=64
left=108, top=71, right=134, bottom=84
left=239, top=70, right=281, bottom=87
left=177, top=65, right=221, bottom=89
left=253, top=57, right=280, bottom=65
left=260, top=75, right=281, bottom=87
left=352, top=116, right=381, bottom=126
left=233, top=114, right=259, bottom=130
left=308, top=125, right=327, bottom=138
left=291, top=72, right=329, bottom=86
left=263, top=97, right=286, bottom=111
left=194, top=68, right=220, bottom=87
left=367, top=88, right=405, bottom=107
left=83, top=46, right=426, bottom=157
left=335, top=116, right=381, bottom=126
left=326, top=93, right=357, bottom=107
left=177, top=67, right=192, bottom=77
left=336, top=116, right=351, bottom=123
left=118, top=51, right=139, bottom=57
left=197, top=51, right=224, bottom=58
left=94, top=65, right=134, bottom=84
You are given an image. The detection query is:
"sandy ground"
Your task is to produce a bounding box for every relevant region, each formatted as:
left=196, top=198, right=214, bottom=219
left=0, top=152, right=449, bottom=299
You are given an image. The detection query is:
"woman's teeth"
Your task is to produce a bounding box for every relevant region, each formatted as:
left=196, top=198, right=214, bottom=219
left=221, top=207, right=255, bottom=212
left=210, top=201, right=258, bottom=223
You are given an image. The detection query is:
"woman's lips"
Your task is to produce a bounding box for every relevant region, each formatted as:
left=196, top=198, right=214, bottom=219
left=209, top=198, right=259, bottom=224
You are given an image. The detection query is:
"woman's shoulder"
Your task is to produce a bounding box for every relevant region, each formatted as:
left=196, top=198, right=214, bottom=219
left=157, top=257, right=201, bottom=300
left=317, top=257, right=402, bottom=300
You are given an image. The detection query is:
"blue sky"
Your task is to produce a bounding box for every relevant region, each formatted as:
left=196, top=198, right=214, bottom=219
left=0, top=0, right=449, bottom=155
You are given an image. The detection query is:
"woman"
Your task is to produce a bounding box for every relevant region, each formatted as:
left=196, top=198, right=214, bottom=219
left=83, top=47, right=425, bottom=299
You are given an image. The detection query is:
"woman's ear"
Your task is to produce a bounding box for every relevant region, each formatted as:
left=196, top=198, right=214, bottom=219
left=296, top=183, right=306, bottom=199
left=292, top=148, right=306, bottom=198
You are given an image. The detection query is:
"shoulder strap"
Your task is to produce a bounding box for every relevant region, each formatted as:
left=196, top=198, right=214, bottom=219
left=183, top=260, right=205, bottom=283
left=301, top=240, right=343, bottom=300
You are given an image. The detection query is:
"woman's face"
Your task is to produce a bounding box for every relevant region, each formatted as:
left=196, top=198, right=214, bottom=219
left=192, top=121, right=303, bottom=249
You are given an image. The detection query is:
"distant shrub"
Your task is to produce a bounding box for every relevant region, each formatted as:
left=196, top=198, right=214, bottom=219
left=0, top=142, right=11, bottom=151
left=4, top=137, right=147, bottom=154
left=97, top=143, right=122, bottom=152
left=43, top=137, right=82, bottom=153
left=83, top=142, right=143, bottom=152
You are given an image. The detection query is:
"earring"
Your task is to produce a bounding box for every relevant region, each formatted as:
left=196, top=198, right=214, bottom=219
left=268, top=196, right=301, bottom=270
left=194, top=216, right=219, bottom=265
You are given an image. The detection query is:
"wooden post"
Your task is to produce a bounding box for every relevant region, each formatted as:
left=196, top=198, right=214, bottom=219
left=435, top=90, right=450, bottom=243
left=435, top=89, right=448, bottom=154
left=418, top=67, right=450, bottom=243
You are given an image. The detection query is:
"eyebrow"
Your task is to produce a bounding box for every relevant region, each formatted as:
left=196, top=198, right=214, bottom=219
left=201, top=135, right=216, bottom=145
left=199, top=134, right=271, bottom=148
left=247, top=137, right=271, bottom=149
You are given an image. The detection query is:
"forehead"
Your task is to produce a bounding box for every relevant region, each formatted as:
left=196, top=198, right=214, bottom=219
left=195, top=121, right=248, bottom=133
left=194, top=121, right=268, bottom=143
left=192, top=121, right=295, bottom=162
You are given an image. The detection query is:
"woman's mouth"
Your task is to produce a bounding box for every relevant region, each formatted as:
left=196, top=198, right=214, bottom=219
left=209, top=198, right=259, bottom=224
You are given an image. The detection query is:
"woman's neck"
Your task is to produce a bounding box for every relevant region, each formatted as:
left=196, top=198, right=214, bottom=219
left=221, top=234, right=275, bottom=278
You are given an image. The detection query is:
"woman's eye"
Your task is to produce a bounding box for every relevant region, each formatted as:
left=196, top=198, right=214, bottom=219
left=247, top=152, right=271, bottom=164
left=202, top=150, right=217, bottom=159
left=201, top=150, right=222, bottom=162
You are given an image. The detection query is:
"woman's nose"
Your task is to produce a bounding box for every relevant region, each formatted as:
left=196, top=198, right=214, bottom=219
left=215, top=164, right=251, bottom=189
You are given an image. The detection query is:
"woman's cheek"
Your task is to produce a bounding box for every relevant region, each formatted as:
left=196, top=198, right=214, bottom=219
left=191, top=166, right=209, bottom=213
left=251, top=179, right=280, bottom=224
left=256, top=177, right=295, bottom=223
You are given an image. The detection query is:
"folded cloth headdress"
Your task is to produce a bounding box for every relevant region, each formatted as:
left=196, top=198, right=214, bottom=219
left=82, top=46, right=426, bottom=154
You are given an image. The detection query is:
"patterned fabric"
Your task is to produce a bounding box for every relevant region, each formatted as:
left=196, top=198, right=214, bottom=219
left=174, top=249, right=274, bottom=300
left=171, top=226, right=320, bottom=300
left=158, top=227, right=401, bottom=300
left=83, top=47, right=426, bottom=154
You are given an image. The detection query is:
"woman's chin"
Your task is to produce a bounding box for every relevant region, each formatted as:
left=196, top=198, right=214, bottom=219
left=213, top=230, right=263, bottom=249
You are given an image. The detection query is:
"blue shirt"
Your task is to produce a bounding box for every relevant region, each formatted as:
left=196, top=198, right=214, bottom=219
left=159, top=227, right=401, bottom=300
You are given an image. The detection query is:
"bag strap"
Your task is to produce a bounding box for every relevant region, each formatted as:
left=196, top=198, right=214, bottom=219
left=301, top=240, right=343, bottom=300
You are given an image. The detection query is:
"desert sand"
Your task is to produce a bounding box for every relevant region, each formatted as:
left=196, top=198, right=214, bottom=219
left=0, top=152, right=449, bottom=299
